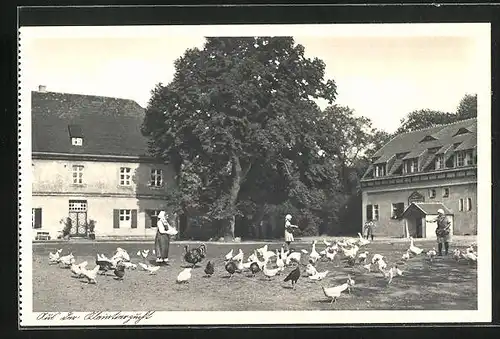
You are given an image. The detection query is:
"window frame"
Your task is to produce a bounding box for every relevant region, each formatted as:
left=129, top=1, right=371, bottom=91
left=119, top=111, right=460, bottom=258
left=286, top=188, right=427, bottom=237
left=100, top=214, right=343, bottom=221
left=428, top=188, right=436, bottom=199
left=391, top=202, right=405, bottom=219
left=466, top=198, right=472, bottom=211
left=119, top=167, right=132, bottom=186
left=72, top=165, right=84, bottom=185
left=442, top=187, right=450, bottom=198
left=150, top=168, right=164, bottom=187
left=372, top=204, right=379, bottom=221
left=459, top=198, right=464, bottom=212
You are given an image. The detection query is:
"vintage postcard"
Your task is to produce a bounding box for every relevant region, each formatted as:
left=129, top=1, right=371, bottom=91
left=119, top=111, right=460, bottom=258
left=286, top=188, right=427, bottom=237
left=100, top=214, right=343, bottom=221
left=18, top=23, right=491, bottom=326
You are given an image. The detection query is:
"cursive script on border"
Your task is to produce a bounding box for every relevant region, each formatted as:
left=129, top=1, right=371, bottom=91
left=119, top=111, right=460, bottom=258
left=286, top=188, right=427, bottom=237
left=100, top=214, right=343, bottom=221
left=36, top=311, right=156, bottom=324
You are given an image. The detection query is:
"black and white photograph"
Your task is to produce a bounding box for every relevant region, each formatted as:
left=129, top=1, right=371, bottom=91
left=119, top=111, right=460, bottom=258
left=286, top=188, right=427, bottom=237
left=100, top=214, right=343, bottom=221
left=18, top=23, right=491, bottom=326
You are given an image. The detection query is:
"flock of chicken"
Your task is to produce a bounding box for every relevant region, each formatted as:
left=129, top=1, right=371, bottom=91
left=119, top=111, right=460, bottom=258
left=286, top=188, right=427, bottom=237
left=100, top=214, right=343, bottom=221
left=47, top=232, right=478, bottom=305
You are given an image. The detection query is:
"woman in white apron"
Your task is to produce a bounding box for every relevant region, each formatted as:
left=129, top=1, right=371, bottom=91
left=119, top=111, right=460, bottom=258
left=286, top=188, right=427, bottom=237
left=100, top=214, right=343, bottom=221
left=155, top=211, right=178, bottom=264
left=284, top=214, right=298, bottom=251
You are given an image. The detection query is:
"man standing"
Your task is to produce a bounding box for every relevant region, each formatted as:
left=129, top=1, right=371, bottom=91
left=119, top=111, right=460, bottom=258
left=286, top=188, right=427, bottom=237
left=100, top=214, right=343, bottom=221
left=431, top=208, right=452, bottom=256
left=364, top=219, right=375, bottom=241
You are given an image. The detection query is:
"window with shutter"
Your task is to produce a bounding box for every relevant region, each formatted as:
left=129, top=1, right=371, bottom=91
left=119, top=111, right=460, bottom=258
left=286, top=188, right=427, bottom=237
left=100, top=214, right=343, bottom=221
left=113, top=209, right=120, bottom=228
left=32, top=208, right=42, bottom=229
left=131, top=210, right=138, bottom=228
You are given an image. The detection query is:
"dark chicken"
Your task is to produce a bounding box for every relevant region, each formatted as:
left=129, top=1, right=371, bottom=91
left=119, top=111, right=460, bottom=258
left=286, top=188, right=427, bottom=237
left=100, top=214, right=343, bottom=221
left=184, top=244, right=207, bottom=268
left=284, top=265, right=301, bottom=289
left=96, top=255, right=115, bottom=275
left=204, top=261, right=214, bottom=277
left=114, top=262, right=125, bottom=281
left=225, top=260, right=238, bottom=278
left=249, top=262, right=261, bottom=277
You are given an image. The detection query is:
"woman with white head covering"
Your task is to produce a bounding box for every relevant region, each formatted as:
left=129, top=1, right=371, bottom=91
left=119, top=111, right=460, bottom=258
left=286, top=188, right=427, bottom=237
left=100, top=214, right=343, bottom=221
left=284, top=214, right=298, bottom=251
left=431, top=208, right=452, bottom=256
left=155, top=211, right=177, bottom=263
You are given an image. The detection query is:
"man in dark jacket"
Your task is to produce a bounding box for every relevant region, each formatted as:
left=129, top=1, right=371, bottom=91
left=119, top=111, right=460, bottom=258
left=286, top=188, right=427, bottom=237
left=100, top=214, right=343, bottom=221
left=431, top=208, right=452, bottom=256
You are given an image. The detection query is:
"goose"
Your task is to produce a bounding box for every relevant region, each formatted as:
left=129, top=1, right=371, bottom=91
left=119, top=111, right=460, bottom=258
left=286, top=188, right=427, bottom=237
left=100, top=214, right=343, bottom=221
left=225, top=249, right=234, bottom=261
left=357, top=233, right=370, bottom=246
left=309, top=241, right=321, bottom=263
left=408, top=236, right=423, bottom=255
left=285, top=251, right=301, bottom=265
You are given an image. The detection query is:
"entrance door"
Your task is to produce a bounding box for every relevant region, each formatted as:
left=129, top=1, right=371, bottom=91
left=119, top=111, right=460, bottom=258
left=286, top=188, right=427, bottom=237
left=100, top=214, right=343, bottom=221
left=415, top=217, right=423, bottom=238
left=69, top=200, right=88, bottom=237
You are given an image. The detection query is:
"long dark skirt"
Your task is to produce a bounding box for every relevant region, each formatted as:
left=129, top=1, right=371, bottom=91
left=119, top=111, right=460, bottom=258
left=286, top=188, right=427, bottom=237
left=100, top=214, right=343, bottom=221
left=155, top=231, right=170, bottom=259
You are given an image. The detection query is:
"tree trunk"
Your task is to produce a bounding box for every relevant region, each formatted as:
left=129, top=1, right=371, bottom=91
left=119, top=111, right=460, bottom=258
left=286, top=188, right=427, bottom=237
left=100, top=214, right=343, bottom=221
left=223, top=155, right=252, bottom=240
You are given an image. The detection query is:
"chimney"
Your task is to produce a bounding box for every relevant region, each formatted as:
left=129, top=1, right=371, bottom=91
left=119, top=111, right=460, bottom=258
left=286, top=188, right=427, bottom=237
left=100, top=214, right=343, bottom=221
left=38, top=85, right=47, bottom=92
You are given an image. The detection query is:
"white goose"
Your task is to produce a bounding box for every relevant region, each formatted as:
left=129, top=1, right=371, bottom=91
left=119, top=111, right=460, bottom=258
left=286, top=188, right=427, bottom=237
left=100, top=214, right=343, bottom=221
left=408, top=236, right=423, bottom=255
left=357, top=232, right=370, bottom=246
left=309, top=241, right=321, bottom=263
left=285, top=251, right=301, bottom=265
left=225, top=249, right=234, bottom=261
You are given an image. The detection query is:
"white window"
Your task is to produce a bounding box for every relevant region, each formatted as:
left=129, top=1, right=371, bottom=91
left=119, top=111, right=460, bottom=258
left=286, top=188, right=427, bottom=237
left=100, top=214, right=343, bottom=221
left=150, top=169, right=163, bottom=187
left=455, top=151, right=465, bottom=167
left=119, top=209, right=132, bottom=228
left=459, top=198, right=464, bottom=212
left=435, top=154, right=444, bottom=169
left=428, top=189, right=436, bottom=199
left=443, top=187, right=450, bottom=198
left=466, top=198, right=472, bottom=211
left=72, top=165, right=84, bottom=184
left=71, top=137, right=83, bottom=146
left=403, top=158, right=418, bottom=174
left=465, top=150, right=474, bottom=166
left=372, top=205, right=379, bottom=221
left=374, top=164, right=386, bottom=178
left=119, top=167, right=132, bottom=186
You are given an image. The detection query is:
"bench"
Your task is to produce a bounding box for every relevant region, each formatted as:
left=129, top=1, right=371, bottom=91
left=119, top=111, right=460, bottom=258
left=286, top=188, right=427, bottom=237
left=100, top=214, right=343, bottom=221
left=35, top=231, right=51, bottom=240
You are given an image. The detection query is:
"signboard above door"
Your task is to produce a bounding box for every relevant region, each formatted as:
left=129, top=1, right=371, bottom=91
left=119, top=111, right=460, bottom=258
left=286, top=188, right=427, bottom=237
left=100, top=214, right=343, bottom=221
left=408, top=191, right=425, bottom=205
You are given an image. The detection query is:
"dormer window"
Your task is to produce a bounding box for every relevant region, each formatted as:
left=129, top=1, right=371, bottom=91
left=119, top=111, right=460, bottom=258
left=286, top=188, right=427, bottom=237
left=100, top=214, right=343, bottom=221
left=396, top=152, right=410, bottom=159
left=435, top=154, right=445, bottom=169
left=68, top=124, right=84, bottom=147
left=420, top=135, right=437, bottom=143
left=455, top=150, right=474, bottom=167
left=453, top=127, right=471, bottom=137
left=427, top=147, right=441, bottom=154
left=374, top=164, right=386, bottom=178
left=403, top=158, right=418, bottom=174
left=71, top=137, right=83, bottom=146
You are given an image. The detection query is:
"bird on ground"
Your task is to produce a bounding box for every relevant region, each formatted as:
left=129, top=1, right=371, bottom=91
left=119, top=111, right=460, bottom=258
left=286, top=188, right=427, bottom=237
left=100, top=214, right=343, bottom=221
left=81, top=265, right=100, bottom=284
left=250, top=262, right=261, bottom=277
left=113, top=262, right=126, bottom=281
left=285, top=251, right=301, bottom=266
left=357, top=251, right=369, bottom=264
left=452, top=249, right=462, bottom=261
left=371, top=254, right=384, bottom=264
left=232, top=249, right=244, bottom=262
left=427, top=248, right=437, bottom=262
left=305, top=263, right=318, bottom=277
left=225, top=249, right=234, bottom=261
left=462, top=251, right=477, bottom=264
left=176, top=268, right=192, bottom=283
left=283, top=265, right=301, bottom=289
left=59, top=253, right=75, bottom=268
left=70, top=261, right=88, bottom=278
left=402, top=250, right=411, bottom=261
left=184, top=244, right=207, bottom=268
left=225, top=260, right=238, bottom=279
left=323, top=239, right=332, bottom=247
left=262, top=262, right=280, bottom=280
left=121, top=262, right=137, bottom=270
left=138, top=262, right=161, bottom=274
left=357, top=233, right=370, bottom=246
left=204, top=261, right=214, bottom=277
left=137, top=249, right=150, bottom=262
left=96, top=254, right=116, bottom=275
left=408, top=236, right=423, bottom=255
left=320, top=276, right=354, bottom=304
left=49, top=249, right=63, bottom=264
left=309, top=270, right=329, bottom=281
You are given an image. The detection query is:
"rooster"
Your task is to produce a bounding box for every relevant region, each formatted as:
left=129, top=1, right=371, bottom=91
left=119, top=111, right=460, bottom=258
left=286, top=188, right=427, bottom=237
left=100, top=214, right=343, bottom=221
left=184, top=243, right=207, bottom=268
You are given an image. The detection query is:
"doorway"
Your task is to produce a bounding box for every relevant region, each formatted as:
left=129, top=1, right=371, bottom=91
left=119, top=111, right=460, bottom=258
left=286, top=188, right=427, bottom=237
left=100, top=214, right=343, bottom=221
left=415, top=217, right=423, bottom=238
left=68, top=200, right=88, bottom=237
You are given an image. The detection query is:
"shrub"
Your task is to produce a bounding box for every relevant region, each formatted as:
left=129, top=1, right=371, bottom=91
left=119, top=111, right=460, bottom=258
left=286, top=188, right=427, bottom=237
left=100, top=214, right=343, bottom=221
left=87, top=219, right=96, bottom=233
left=60, top=217, right=72, bottom=238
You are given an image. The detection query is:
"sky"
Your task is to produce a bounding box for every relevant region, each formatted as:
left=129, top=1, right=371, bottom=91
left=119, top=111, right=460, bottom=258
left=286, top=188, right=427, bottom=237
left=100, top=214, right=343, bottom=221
left=20, top=24, right=489, bottom=133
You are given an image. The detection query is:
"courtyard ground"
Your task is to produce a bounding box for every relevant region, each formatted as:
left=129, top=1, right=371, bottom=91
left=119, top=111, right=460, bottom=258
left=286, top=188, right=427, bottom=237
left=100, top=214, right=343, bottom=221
left=31, top=236, right=477, bottom=312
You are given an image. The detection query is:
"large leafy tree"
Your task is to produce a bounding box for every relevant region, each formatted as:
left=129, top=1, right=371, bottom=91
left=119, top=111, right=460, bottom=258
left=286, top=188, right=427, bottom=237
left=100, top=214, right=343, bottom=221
left=394, top=109, right=456, bottom=134
left=456, top=93, right=477, bottom=119
left=142, top=37, right=338, bottom=239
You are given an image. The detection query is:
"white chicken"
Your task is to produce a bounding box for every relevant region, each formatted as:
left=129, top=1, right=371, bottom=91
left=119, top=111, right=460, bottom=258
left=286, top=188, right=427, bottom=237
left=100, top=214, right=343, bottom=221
left=402, top=250, right=411, bottom=261
left=176, top=268, right=192, bottom=283
left=305, top=263, right=318, bottom=277
left=371, top=253, right=384, bottom=264
left=48, top=249, right=63, bottom=264
left=285, top=251, right=301, bottom=265
left=362, top=263, right=372, bottom=272
left=225, top=249, right=234, bottom=261
left=384, top=265, right=403, bottom=284
left=232, top=249, right=244, bottom=262
left=309, top=270, right=329, bottom=281
left=408, top=236, right=423, bottom=255
left=427, top=248, right=437, bottom=262
left=138, top=262, right=161, bottom=274
left=325, top=249, right=338, bottom=262
left=452, top=249, right=462, bottom=261
left=112, top=248, right=130, bottom=262
left=320, top=276, right=355, bottom=304
left=262, top=263, right=280, bottom=280
left=247, top=250, right=259, bottom=263
left=342, top=245, right=359, bottom=258
left=308, top=241, right=321, bottom=263
left=59, top=253, right=75, bottom=268
left=81, top=265, right=100, bottom=284
left=137, top=249, right=150, bottom=261
left=357, top=251, right=369, bottom=263
left=357, top=232, right=370, bottom=246
left=70, top=261, right=88, bottom=277
left=462, top=251, right=477, bottom=264
left=377, top=258, right=387, bottom=273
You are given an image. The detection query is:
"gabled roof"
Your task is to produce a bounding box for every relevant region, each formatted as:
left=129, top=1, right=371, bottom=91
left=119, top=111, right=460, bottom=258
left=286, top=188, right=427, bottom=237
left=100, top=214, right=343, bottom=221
left=402, top=202, right=453, bottom=218
left=32, top=91, right=151, bottom=157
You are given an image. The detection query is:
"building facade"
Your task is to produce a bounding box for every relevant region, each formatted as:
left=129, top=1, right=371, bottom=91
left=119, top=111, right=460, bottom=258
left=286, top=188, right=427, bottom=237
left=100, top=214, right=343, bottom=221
left=31, top=88, right=175, bottom=240
left=360, top=118, right=477, bottom=238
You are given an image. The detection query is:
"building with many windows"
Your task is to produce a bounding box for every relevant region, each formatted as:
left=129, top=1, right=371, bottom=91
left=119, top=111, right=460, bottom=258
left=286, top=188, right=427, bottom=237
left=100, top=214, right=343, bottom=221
left=360, top=118, right=477, bottom=238
left=31, top=87, right=175, bottom=240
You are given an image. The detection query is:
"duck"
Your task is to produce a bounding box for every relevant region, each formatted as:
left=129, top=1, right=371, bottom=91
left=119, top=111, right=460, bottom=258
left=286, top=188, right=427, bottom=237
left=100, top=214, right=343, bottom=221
left=408, top=236, right=423, bottom=255
left=176, top=268, right=192, bottom=283
left=138, top=262, right=161, bottom=274
left=283, top=265, right=301, bottom=289
left=204, top=261, right=214, bottom=277
left=357, top=232, right=370, bottom=246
